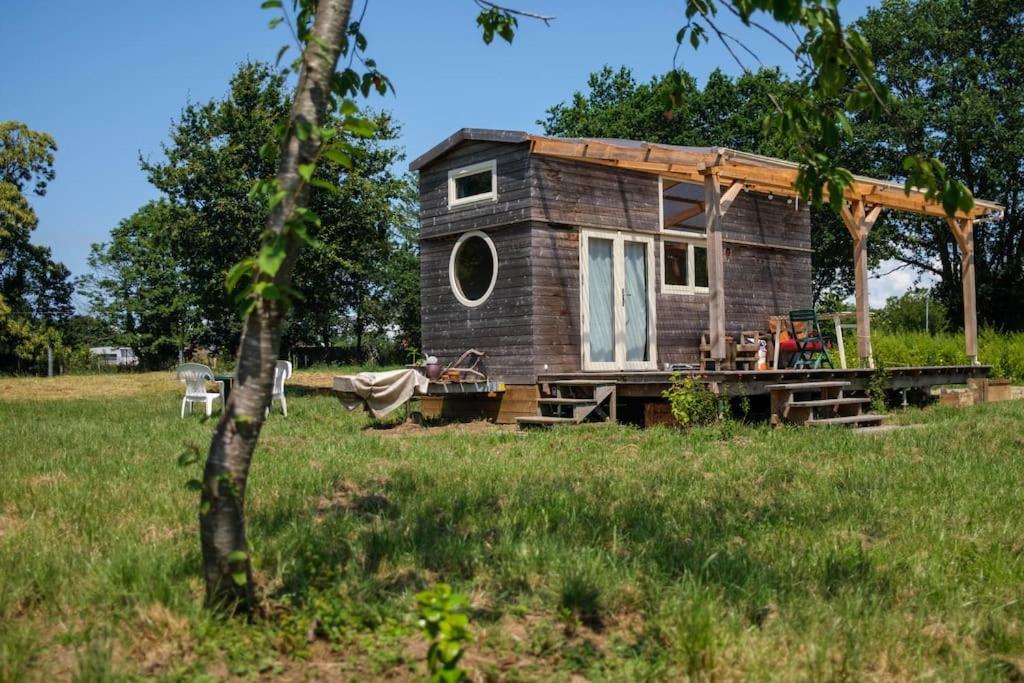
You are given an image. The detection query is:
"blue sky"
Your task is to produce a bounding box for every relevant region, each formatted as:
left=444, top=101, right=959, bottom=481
left=5, top=0, right=905, bottom=304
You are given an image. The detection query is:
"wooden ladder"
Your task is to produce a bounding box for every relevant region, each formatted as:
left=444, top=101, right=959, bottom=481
left=516, top=380, right=617, bottom=428
left=767, top=380, right=887, bottom=428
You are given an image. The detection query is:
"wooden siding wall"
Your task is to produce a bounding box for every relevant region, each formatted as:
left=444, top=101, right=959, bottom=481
left=418, top=142, right=532, bottom=239
left=721, top=193, right=812, bottom=336
left=419, top=225, right=535, bottom=384
left=530, top=224, right=580, bottom=376
left=417, top=139, right=811, bottom=380
left=530, top=156, right=660, bottom=231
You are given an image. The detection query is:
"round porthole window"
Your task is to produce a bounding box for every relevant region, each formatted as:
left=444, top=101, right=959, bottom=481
left=449, top=230, right=498, bottom=307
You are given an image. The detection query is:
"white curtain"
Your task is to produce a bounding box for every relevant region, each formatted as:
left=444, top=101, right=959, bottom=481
left=587, top=238, right=615, bottom=363
left=623, top=242, right=649, bottom=362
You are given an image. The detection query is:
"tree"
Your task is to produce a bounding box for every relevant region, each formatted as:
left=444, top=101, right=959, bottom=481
left=849, top=0, right=1024, bottom=330
left=198, top=0, right=363, bottom=611
left=79, top=201, right=200, bottom=367
left=874, top=288, right=948, bottom=334
left=199, top=0, right=978, bottom=614
left=136, top=62, right=416, bottom=356
left=0, top=121, right=74, bottom=372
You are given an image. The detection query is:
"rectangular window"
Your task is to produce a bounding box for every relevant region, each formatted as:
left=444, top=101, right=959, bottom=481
left=661, top=239, right=709, bottom=294
left=694, top=245, right=709, bottom=288
left=664, top=242, right=689, bottom=287
left=448, top=160, right=497, bottom=208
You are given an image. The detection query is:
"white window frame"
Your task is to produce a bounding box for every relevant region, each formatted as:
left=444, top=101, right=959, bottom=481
left=449, top=230, right=498, bottom=308
left=579, top=228, right=659, bottom=371
left=447, top=159, right=498, bottom=209
left=661, top=236, right=710, bottom=295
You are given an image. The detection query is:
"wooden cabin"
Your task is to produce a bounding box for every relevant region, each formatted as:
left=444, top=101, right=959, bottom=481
left=409, top=129, right=1003, bottom=424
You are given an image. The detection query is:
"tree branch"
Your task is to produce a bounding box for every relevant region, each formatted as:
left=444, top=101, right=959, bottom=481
left=473, top=0, right=555, bottom=24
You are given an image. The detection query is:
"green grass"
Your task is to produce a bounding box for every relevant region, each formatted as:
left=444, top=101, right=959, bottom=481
left=842, top=329, right=1024, bottom=383
left=2, top=385, right=1024, bottom=680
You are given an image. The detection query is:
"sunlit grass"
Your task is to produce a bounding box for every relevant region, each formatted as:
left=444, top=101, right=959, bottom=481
left=1, top=382, right=1023, bottom=679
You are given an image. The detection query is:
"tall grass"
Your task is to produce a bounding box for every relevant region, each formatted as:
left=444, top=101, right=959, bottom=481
left=2, top=387, right=1024, bottom=679
left=840, top=329, right=1024, bottom=382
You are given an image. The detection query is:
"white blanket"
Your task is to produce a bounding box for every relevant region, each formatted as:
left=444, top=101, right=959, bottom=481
left=334, top=368, right=430, bottom=419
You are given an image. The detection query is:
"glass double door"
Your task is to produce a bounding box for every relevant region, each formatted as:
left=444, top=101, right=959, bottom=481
left=580, top=230, right=657, bottom=371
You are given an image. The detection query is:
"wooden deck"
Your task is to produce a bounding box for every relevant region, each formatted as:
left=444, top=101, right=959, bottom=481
left=539, top=365, right=991, bottom=398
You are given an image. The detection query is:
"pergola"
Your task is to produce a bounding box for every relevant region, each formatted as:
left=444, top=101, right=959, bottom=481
left=528, top=136, right=1004, bottom=366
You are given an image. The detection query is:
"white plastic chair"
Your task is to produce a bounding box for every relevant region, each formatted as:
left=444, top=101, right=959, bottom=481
left=176, top=363, right=223, bottom=418
left=269, top=360, right=292, bottom=417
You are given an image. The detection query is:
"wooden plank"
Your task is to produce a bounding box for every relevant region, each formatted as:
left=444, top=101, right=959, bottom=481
left=704, top=173, right=726, bottom=360
left=664, top=202, right=704, bottom=227
left=840, top=200, right=874, bottom=368
left=947, top=217, right=979, bottom=363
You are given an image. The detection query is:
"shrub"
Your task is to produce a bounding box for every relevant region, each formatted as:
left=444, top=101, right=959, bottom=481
left=839, top=329, right=1024, bottom=384
left=662, top=374, right=721, bottom=428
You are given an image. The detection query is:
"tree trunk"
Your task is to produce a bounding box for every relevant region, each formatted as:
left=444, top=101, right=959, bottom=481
left=198, top=0, right=353, bottom=614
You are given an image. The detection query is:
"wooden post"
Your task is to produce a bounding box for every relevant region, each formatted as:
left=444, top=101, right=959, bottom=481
left=703, top=172, right=727, bottom=362
left=698, top=175, right=743, bottom=364
left=947, top=217, right=979, bottom=364
left=831, top=314, right=847, bottom=369
left=840, top=200, right=882, bottom=369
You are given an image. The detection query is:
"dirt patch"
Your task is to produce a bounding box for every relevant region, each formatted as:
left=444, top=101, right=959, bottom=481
left=0, top=512, right=24, bottom=540
left=29, top=472, right=67, bottom=488
left=369, top=419, right=515, bottom=439
left=0, top=373, right=179, bottom=402
left=316, top=479, right=394, bottom=521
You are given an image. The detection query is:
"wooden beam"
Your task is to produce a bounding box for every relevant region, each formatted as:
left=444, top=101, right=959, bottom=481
left=664, top=202, right=704, bottom=227
left=839, top=200, right=878, bottom=368
left=704, top=173, right=727, bottom=362
left=719, top=181, right=743, bottom=215
left=947, top=217, right=979, bottom=363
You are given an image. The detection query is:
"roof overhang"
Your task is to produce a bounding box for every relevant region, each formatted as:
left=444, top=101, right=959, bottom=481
left=410, top=129, right=1002, bottom=220
left=408, top=128, right=531, bottom=171
left=527, top=135, right=1003, bottom=221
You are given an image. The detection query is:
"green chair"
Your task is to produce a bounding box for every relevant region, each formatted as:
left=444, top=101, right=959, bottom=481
left=787, top=309, right=834, bottom=369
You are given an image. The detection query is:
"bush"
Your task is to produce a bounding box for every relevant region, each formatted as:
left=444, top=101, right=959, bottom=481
left=662, top=374, right=721, bottom=428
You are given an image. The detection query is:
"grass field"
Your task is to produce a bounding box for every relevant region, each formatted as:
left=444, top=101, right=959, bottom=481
left=2, top=373, right=1024, bottom=680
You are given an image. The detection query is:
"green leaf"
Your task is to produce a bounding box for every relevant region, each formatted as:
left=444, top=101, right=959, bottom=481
left=268, top=16, right=284, bottom=30
left=310, top=178, right=341, bottom=195
left=297, top=163, right=315, bottom=182
left=177, top=447, right=200, bottom=467
left=225, top=257, right=255, bottom=293
left=232, top=571, right=248, bottom=586
left=274, top=44, right=288, bottom=65
left=257, top=238, right=287, bottom=277
left=321, top=146, right=352, bottom=169
left=185, top=479, right=203, bottom=491
left=343, top=117, right=375, bottom=138
left=260, top=0, right=281, bottom=8
left=227, top=550, right=248, bottom=563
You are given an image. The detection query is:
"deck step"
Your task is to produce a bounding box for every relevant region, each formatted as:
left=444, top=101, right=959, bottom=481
left=766, top=381, right=850, bottom=391
left=808, top=413, right=889, bottom=427
left=549, top=380, right=618, bottom=386
left=516, top=415, right=580, bottom=426
left=538, top=397, right=597, bottom=406
left=787, top=397, right=870, bottom=409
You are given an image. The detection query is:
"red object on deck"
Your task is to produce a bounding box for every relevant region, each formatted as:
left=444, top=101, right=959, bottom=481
left=779, top=339, right=827, bottom=353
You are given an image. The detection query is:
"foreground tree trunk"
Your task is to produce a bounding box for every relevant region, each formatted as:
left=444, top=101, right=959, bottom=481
left=199, top=0, right=353, bottom=613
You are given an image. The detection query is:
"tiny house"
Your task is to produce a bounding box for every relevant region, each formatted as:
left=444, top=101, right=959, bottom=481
left=409, top=129, right=1000, bottom=423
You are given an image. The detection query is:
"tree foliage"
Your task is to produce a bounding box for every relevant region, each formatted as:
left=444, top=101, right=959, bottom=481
left=848, top=0, right=1024, bottom=329
left=0, top=121, right=74, bottom=371
left=82, top=63, right=418, bottom=367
